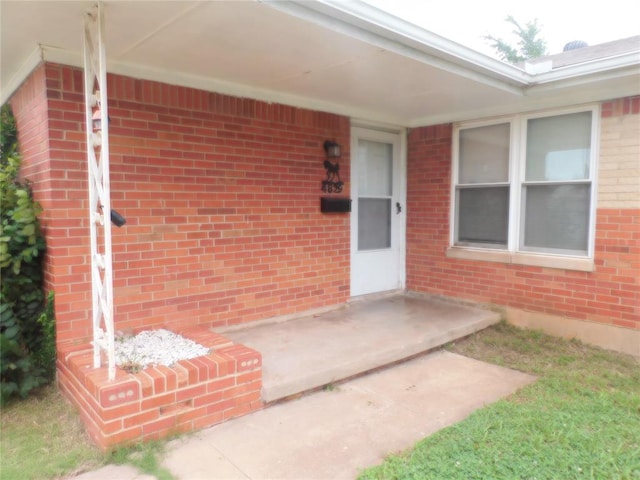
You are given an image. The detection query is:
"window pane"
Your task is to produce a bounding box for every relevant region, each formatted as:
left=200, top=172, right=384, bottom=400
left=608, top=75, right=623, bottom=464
left=358, top=198, right=391, bottom=250
left=526, top=112, right=592, bottom=181
left=457, top=187, right=509, bottom=245
left=523, top=184, right=590, bottom=252
left=459, top=123, right=510, bottom=184
left=358, top=140, right=392, bottom=196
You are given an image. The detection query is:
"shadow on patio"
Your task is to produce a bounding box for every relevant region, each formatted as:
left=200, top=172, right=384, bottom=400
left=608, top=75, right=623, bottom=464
left=221, top=293, right=501, bottom=403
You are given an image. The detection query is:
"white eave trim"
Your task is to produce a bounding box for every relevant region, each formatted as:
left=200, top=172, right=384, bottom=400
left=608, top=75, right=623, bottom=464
left=0, top=47, right=43, bottom=106
left=315, top=0, right=531, bottom=82
left=531, top=51, right=640, bottom=85
left=263, top=0, right=640, bottom=98
left=261, top=0, right=530, bottom=94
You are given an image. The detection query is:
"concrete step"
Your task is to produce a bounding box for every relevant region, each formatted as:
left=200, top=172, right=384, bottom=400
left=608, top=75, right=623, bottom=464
left=223, top=294, right=500, bottom=403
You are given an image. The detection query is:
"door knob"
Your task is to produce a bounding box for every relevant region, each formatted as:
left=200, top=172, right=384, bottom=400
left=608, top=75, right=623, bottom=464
left=396, top=202, right=402, bottom=214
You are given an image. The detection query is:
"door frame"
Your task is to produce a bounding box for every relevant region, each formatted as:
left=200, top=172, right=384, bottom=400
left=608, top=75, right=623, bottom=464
left=350, top=124, right=407, bottom=297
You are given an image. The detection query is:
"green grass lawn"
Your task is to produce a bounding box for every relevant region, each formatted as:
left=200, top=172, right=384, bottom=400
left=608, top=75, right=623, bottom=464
left=0, top=386, right=173, bottom=480
left=0, top=385, right=105, bottom=479
left=360, top=322, right=640, bottom=480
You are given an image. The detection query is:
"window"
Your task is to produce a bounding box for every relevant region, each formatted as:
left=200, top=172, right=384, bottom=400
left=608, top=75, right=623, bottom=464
left=455, top=123, right=510, bottom=247
left=450, top=107, right=598, bottom=270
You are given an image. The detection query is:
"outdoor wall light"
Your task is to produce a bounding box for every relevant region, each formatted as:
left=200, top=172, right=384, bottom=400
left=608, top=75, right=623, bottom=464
left=321, top=140, right=343, bottom=193
left=323, top=140, right=341, bottom=159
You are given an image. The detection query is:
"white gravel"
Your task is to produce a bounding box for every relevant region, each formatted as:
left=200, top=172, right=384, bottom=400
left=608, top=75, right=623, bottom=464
left=114, top=329, right=209, bottom=370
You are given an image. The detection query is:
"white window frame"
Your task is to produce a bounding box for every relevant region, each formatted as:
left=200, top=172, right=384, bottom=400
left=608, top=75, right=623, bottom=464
left=448, top=105, right=599, bottom=272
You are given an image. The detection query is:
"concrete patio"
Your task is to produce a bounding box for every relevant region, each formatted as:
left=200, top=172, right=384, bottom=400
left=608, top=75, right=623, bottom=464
left=72, top=294, right=537, bottom=479
left=222, top=293, right=502, bottom=403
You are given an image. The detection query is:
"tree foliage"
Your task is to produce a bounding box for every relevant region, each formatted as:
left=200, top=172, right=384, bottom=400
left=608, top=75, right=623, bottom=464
left=1, top=104, right=55, bottom=405
left=485, top=15, right=549, bottom=63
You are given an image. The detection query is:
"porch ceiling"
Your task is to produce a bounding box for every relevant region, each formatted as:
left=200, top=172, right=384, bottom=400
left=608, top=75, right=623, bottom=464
left=2, top=1, right=639, bottom=126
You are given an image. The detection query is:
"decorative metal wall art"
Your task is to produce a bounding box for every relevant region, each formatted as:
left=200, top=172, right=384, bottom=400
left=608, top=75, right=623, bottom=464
left=321, top=140, right=343, bottom=193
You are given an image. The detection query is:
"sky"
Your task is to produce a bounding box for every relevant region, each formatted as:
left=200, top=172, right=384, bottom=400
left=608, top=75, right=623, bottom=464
left=363, top=0, right=640, bottom=58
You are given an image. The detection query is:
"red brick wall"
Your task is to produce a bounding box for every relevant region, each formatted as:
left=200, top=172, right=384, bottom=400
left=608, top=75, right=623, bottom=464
left=12, top=63, right=351, bottom=347
left=9, top=65, right=56, bottom=292
left=406, top=108, right=640, bottom=331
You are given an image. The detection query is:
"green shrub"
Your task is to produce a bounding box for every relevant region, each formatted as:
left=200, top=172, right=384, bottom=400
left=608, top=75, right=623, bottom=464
left=1, top=104, right=54, bottom=405
left=35, top=291, right=56, bottom=380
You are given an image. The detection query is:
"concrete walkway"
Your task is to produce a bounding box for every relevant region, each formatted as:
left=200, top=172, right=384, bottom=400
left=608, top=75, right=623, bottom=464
left=73, top=350, right=535, bottom=480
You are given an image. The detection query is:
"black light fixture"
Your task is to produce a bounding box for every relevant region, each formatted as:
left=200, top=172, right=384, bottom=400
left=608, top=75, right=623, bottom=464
left=97, top=204, right=127, bottom=227
left=323, top=140, right=341, bottom=159
left=110, top=209, right=126, bottom=227
left=321, top=140, right=343, bottom=193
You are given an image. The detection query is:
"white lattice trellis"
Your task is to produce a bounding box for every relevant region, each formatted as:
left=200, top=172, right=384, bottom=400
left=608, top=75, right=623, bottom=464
left=83, top=3, right=116, bottom=380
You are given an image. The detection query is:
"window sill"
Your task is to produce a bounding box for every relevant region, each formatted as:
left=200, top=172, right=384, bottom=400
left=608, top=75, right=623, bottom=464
left=446, top=247, right=595, bottom=272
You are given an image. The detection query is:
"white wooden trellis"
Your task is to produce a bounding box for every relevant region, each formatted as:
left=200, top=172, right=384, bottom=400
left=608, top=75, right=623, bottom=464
left=83, top=3, right=116, bottom=380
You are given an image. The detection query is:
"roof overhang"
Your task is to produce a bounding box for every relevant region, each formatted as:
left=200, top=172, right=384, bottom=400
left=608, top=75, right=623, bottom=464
left=1, top=0, right=639, bottom=126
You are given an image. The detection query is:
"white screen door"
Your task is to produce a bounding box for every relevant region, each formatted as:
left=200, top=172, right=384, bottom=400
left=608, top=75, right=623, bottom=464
left=351, top=128, right=405, bottom=296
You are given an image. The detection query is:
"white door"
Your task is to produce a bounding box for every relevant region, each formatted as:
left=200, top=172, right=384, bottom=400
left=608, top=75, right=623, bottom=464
left=351, top=127, right=405, bottom=297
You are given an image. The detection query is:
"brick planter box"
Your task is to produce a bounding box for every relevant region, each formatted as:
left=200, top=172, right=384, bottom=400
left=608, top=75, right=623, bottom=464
left=57, top=326, right=263, bottom=451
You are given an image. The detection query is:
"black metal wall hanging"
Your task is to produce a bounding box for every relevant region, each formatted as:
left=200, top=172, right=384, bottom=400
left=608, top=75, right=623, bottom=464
left=321, top=140, right=343, bottom=193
